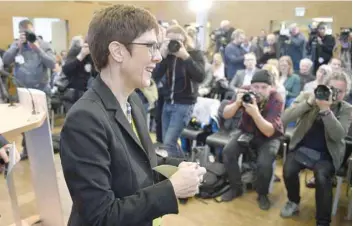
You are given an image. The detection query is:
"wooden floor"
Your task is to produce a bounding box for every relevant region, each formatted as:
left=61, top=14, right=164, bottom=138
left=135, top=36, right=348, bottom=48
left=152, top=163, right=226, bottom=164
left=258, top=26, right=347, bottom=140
left=0, top=117, right=351, bottom=226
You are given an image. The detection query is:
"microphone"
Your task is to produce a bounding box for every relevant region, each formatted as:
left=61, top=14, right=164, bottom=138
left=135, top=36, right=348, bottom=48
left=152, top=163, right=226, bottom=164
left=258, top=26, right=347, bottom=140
left=7, top=65, right=38, bottom=115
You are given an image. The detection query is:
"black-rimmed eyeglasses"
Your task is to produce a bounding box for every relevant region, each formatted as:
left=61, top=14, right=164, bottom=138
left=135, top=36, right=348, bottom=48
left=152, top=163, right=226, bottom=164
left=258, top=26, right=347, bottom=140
left=128, top=42, right=160, bottom=57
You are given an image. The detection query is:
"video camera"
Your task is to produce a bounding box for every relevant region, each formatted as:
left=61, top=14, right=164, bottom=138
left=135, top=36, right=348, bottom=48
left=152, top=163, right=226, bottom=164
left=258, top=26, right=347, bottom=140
left=314, top=85, right=339, bottom=102
left=339, top=28, right=351, bottom=42
left=24, top=30, right=37, bottom=43
left=210, top=29, right=228, bottom=47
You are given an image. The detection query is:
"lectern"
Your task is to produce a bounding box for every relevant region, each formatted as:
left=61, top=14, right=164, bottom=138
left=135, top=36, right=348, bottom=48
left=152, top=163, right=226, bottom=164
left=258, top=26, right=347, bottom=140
left=0, top=88, right=64, bottom=226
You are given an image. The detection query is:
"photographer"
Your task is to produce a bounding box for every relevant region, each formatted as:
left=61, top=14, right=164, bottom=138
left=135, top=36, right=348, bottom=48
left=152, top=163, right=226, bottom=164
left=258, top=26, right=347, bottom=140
left=280, top=71, right=352, bottom=226
left=211, top=20, right=235, bottom=54
left=3, top=19, right=56, bottom=93
left=2, top=19, right=55, bottom=160
left=221, top=70, right=284, bottom=210
left=153, top=25, right=205, bottom=158
left=61, top=36, right=98, bottom=112
left=285, top=23, right=307, bottom=72
left=307, top=22, right=336, bottom=73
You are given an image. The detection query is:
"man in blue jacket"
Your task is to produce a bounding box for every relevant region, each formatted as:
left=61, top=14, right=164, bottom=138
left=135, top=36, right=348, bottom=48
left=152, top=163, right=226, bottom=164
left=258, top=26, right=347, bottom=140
left=224, top=29, right=247, bottom=81
left=286, top=24, right=307, bottom=72
left=2, top=19, right=56, bottom=159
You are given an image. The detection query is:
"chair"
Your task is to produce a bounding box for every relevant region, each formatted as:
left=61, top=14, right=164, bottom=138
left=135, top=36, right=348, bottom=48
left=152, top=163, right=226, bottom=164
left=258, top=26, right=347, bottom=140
left=332, top=137, right=352, bottom=216
left=180, top=97, right=221, bottom=152
left=282, top=131, right=352, bottom=216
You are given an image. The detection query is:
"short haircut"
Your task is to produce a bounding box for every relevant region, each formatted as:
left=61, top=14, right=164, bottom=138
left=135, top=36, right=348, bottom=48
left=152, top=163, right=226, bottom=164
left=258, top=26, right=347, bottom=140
left=244, top=52, right=256, bottom=59
left=19, top=19, right=33, bottom=29
left=327, top=71, right=351, bottom=94
left=87, top=4, right=159, bottom=71
left=231, top=29, right=245, bottom=40
left=300, top=58, right=313, bottom=68
left=166, top=25, right=193, bottom=49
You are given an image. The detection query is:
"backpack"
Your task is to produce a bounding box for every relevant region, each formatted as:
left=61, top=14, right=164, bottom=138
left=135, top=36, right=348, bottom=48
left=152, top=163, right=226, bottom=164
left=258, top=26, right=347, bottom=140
left=190, top=147, right=230, bottom=199
left=196, top=161, right=230, bottom=199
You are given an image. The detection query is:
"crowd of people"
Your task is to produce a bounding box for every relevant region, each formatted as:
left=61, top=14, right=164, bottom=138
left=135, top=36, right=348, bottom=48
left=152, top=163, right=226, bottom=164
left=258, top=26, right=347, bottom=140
left=0, top=4, right=352, bottom=226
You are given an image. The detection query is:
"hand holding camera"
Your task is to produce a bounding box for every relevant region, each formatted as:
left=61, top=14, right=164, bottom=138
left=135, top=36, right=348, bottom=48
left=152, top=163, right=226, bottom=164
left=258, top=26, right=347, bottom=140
left=170, top=40, right=189, bottom=60
left=162, top=39, right=189, bottom=60
left=243, top=95, right=260, bottom=118
left=313, top=85, right=337, bottom=110
left=77, top=43, right=90, bottom=61
left=19, top=32, right=27, bottom=45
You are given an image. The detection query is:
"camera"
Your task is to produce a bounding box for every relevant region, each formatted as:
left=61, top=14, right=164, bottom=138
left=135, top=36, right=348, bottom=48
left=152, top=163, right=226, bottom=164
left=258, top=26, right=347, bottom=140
left=24, top=30, right=37, bottom=43
left=237, top=133, right=254, bottom=148
left=314, top=85, right=339, bottom=101
left=242, top=91, right=256, bottom=104
left=168, top=40, right=181, bottom=53
left=340, top=28, right=351, bottom=42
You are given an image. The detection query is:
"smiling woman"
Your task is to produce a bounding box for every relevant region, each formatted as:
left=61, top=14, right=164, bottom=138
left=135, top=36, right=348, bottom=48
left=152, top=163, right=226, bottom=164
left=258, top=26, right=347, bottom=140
left=59, top=4, right=206, bottom=226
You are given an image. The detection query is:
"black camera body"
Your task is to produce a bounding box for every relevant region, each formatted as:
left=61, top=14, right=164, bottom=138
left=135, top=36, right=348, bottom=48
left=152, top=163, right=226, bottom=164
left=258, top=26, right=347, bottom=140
left=242, top=91, right=257, bottom=104
left=340, top=29, right=351, bottom=43
left=314, top=85, right=339, bottom=101
left=168, top=40, right=181, bottom=53
left=24, top=31, right=37, bottom=43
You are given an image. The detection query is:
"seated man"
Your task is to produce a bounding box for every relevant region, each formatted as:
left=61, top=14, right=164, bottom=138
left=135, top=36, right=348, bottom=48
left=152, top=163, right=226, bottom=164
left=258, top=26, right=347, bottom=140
left=221, top=70, right=284, bottom=210
left=229, top=52, right=259, bottom=94
left=280, top=71, right=352, bottom=226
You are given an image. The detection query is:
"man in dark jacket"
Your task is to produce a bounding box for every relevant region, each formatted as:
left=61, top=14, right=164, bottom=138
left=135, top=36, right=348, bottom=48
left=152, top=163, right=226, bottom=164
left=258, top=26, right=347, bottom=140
left=307, top=22, right=336, bottom=73
left=153, top=25, right=205, bottom=158
left=285, top=24, right=307, bottom=72
left=224, top=29, right=247, bottom=80
left=62, top=38, right=98, bottom=112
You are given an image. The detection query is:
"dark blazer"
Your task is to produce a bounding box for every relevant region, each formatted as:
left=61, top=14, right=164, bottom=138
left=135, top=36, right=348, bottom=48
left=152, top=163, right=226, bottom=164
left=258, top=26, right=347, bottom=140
left=60, top=75, right=182, bottom=226
left=229, top=68, right=260, bottom=91
left=152, top=49, right=205, bottom=105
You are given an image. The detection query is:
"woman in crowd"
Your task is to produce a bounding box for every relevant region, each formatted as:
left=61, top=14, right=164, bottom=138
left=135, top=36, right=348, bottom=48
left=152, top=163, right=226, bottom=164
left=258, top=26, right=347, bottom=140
left=262, top=63, right=286, bottom=104
left=259, top=34, right=278, bottom=66
left=278, top=56, right=301, bottom=108
left=303, top=64, right=332, bottom=92
left=212, top=53, right=226, bottom=82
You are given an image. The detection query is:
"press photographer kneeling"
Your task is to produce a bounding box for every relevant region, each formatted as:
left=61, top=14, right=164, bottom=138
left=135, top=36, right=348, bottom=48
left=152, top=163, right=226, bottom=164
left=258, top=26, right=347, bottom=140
left=281, top=71, right=352, bottom=226
left=221, top=70, right=284, bottom=210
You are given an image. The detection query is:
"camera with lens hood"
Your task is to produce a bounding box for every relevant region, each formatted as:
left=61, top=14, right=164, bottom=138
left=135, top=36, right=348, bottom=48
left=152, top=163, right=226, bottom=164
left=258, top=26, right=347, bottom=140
left=242, top=91, right=257, bottom=104
left=314, top=85, right=339, bottom=101
left=24, top=30, right=37, bottom=43
left=168, top=40, right=181, bottom=53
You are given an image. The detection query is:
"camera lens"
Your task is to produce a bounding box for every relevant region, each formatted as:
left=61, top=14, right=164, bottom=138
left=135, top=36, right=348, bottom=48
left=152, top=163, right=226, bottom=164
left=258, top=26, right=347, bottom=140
left=242, top=93, right=252, bottom=104
left=168, top=40, right=181, bottom=53
left=25, top=31, right=37, bottom=43
left=314, top=85, right=331, bottom=101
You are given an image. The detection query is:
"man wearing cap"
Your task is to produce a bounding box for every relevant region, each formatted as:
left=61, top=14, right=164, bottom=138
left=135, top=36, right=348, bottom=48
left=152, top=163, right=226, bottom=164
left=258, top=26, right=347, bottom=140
left=221, top=69, right=284, bottom=210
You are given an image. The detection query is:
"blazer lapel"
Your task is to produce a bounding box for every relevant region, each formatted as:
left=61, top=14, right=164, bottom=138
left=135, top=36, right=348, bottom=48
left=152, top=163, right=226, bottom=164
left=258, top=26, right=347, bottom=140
left=129, top=98, right=151, bottom=155
left=91, top=75, right=148, bottom=157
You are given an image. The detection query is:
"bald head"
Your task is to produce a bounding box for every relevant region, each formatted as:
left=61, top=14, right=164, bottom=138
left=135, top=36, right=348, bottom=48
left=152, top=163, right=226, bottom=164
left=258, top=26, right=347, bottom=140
left=289, top=23, right=299, bottom=35
left=220, top=20, right=231, bottom=30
